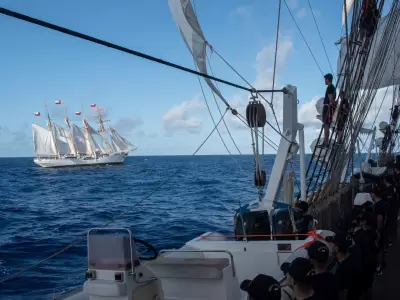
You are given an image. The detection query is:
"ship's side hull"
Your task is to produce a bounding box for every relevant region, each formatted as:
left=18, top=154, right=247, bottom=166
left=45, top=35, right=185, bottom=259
left=33, top=154, right=125, bottom=168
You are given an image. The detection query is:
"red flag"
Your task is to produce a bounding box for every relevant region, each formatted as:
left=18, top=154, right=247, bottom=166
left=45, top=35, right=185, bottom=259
left=34, top=112, right=41, bottom=116
left=90, top=104, right=96, bottom=107
left=55, top=100, right=62, bottom=104
left=75, top=112, right=81, bottom=116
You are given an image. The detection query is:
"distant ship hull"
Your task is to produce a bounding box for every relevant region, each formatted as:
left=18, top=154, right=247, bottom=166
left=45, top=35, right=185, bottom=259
left=33, top=153, right=125, bottom=168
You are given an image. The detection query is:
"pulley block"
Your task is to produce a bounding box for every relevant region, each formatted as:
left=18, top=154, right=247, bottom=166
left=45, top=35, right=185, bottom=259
left=254, top=170, right=267, bottom=187
left=246, top=102, right=266, bottom=128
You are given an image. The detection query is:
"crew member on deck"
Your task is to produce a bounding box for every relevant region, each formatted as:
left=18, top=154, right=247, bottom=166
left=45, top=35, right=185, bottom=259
left=336, top=91, right=349, bottom=145
left=353, top=212, right=378, bottom=299
left=359, top=0, right=379, bottom=54
left=306, top=241, right=339, bottom=300
left=371, top=186, right=387, bottom=276
left=240, top=274, right=284, bottom=300
left=331, top=232, right=363, bottom=300
left=282, top=257, right=323, bottom=300
left=320, top=73, right=336, bottom=148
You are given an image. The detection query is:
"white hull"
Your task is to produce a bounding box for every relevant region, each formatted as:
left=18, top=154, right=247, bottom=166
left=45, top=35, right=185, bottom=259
left=33, top=153, right=125, bottom=168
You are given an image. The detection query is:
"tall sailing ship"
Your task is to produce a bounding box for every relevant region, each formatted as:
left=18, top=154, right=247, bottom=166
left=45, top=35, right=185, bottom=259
left=31, top=102, right=137, bottom=168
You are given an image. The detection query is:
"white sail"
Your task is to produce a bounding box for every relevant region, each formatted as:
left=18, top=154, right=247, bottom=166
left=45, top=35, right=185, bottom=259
left=168, top=0, right=228, bottom=104
left=72, top=125, right=91, bottom=155
left=54, top=124, right=76, bottom=156
left=111, top=130, right=137, bottom=152
left=342, top=0, right=355, bottom=26
left=32, top=123, right=57, bottom=156
left=337, top=10, right=400, bottom=89
left=110, top=138, right=121, bottom=153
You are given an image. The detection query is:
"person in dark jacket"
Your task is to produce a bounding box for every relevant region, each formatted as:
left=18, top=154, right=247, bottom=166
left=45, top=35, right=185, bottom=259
left=336, top=91, right=349, bottom=144
left=306, top=241, right=339, bottom=300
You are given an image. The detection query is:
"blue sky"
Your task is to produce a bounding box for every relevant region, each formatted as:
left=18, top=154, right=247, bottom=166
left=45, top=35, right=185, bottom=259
left=0, top=0, right=390, bottom=157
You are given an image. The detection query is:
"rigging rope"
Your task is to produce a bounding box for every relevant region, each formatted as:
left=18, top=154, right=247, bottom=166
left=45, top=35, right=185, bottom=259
left=0, top=110, right=229, bottom=284
left=305, top=0, right=400, bottom=197
left=307, top=0, right=336, bottom=78
left=194, top=61, right=251, bottom=178
left=283, top=0, right=325, bottom=76
left=0, top=7, right=284, bottom=95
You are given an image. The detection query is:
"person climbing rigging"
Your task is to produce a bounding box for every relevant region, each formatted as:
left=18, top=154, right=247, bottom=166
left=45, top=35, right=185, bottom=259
left=359, top=0, right=380, bottom=54
left=336, top=91, right=349, bottom=145
left=319, top=73, right=336, bottom=148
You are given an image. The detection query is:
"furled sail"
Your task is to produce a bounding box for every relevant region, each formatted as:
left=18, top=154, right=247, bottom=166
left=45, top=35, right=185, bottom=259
left=337, top=9, right=400, bottom=90
left=54, top=124, right=76, bottom=156
left=72, top=124, right=91, bottom=155
left=32, top=123, right=57, bottom=156
left=168, top=0, right=228, bottom=104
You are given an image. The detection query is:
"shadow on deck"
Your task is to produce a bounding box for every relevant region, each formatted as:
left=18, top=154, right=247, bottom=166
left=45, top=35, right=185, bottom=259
left=372, top=229, right=399, bottom=299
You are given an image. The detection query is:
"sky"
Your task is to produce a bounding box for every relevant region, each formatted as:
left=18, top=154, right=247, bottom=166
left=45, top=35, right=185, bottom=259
left=0, top=0, right=395, bottom=157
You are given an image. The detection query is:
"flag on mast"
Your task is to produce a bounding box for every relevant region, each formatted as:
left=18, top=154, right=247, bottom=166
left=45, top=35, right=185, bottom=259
left=34, top=112, right=41, bottom=116
left=55, top=100, right=62, bottom=104
left=75, top=112, right=81, bottom=116
left=90, top=104, right=96, bottom=107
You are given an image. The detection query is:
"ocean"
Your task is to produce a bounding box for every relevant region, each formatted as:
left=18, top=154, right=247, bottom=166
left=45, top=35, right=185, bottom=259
left=1, top=155, right=298, bottom=299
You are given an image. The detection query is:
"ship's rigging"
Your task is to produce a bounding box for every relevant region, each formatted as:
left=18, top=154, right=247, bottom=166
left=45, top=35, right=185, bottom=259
left=32, top=103, right=137, bottom=159
left=2, top=0, right=400, bottom=287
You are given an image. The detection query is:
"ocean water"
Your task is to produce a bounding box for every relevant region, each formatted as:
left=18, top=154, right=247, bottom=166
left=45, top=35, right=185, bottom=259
left=1, top=155, right=297, bottom=300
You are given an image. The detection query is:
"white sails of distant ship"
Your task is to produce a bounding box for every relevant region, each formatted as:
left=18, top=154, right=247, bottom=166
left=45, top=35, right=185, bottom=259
left=32, top=117, right=137, bottom=168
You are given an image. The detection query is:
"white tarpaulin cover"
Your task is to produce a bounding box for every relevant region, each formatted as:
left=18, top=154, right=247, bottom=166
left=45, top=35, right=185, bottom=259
left=337, top=10, right=400, bottom=90
left=168, top=0, right=228, bottom=103
left=32, top=123, right=57, bottom=156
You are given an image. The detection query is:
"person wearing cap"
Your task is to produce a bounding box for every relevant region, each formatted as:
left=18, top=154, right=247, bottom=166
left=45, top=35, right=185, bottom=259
left=294, top=201, right=315, bottom=237
left=393, top=162, right=400, bottom=223
left=336, top=91, right=349, bottom=145
left=281, top=257, right=322, bottom=300
left=319, top=73, right=336, bottom=148
left=382, top=175, right=396, bottom=247
left=359, top=0, right=379, bottom=54
left=371, top=186, right=387, bottom=275
left=306, top=241, right=338, bottom=300
left=354, top=212, right=378, bottom=298
left=240, top=274, right=284, bottom=300
left=331, top=232, right=363, bottom=300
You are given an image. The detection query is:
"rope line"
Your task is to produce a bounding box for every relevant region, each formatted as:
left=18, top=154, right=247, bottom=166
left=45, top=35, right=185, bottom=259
left=307, top=0, right=336, bottom=78
left=283, top=0, right=325, bottom=76
left=0, top=7, right=282, bottom=95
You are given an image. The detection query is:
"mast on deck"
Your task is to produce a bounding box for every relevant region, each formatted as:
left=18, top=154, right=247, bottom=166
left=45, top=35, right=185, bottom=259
left=64, top=107, right=78, bottom=156
left=93, top=105, right=111, bottom=154
left=81, top=104, right=95, bottom=157
left=45, top=100, right=60, bottom=158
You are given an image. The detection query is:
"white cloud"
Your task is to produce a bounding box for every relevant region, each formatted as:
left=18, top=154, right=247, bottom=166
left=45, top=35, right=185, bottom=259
left=298, top=96, right=322, bottom=126
left=162, top=96, right=205, bottom=135
left=230, top=6, right=253, bottom=18
left=296, top=8, right=307, bottom=19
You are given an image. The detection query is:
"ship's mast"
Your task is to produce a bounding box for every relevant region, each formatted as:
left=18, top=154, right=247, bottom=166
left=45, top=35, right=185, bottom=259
left=64, top=106, right=78, bottom=156
left=45, top=100, right=60, bottom=158
left=94, top=105, right=111, bottom=154
left=81, top=104, right=95, bottom=157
